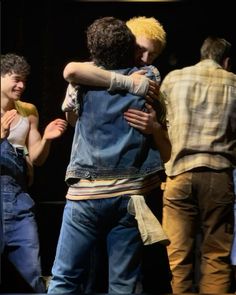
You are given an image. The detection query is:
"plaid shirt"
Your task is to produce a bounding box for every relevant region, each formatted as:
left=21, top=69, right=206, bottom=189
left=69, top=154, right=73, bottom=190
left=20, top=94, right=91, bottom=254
left=161, top=59, right=236, bottom=176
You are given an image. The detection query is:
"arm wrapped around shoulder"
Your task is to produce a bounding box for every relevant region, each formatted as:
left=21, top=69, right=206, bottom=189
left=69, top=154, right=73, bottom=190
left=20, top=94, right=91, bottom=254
left=108, top=72, right=149, bottom=97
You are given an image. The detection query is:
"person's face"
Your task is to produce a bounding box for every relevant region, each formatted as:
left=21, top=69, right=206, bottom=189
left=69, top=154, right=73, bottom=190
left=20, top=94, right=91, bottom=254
left=135, top=36, right=162, bottom=66
left=1, top=73, right=26, bottom=101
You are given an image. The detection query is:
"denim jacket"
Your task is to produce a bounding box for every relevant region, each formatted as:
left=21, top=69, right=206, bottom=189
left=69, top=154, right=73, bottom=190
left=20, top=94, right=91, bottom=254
left=65, top=67, right=164, bottom=184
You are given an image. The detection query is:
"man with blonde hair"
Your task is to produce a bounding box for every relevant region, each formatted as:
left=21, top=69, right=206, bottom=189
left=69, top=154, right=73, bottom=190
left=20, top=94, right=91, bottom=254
left=48, top=16, right=171, bottom=294
left=61, top=16, right=172, bottom=294
left=62, top=16, right=167, bottom=137
left=62, top=16, right=166, bottom=95
left=126, top=16, right=166, bottom=66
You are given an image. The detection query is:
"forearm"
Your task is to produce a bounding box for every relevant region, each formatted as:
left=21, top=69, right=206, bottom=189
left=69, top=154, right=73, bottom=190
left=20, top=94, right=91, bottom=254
left=152, top=124, right=171, bottom=163
left=29, top=137, right=52, bottom=166
left=63, top=62, right=149, bottom=96
left=63, top=62, right=111, bottom=87
left=65, top=111, right=78, bottom=127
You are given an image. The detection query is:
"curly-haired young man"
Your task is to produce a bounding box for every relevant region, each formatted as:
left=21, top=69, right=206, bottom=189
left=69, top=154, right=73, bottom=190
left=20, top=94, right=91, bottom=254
left=1, top=53, right=67, bottom=292
left=48, top=16, right=171, bottom=294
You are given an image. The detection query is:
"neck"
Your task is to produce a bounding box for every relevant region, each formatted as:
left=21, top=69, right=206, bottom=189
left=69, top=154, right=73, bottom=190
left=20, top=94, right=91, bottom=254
left=1, top=97, right=16, bottom=114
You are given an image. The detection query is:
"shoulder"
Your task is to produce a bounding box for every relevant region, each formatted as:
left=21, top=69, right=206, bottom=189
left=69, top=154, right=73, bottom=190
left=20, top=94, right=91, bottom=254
left=161, top=67, right=187, bottom=85
left=15, top=100, right=39, bottom=117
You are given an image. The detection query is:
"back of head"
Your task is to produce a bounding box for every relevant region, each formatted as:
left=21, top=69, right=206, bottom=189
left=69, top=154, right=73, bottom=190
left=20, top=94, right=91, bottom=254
left=200, top=36, right=231, bottom=67
left=126, top=16, right=166, bottom=54
left=1, top=53, right=30, bottom=77
left=87, top=16, right=136, bottom=70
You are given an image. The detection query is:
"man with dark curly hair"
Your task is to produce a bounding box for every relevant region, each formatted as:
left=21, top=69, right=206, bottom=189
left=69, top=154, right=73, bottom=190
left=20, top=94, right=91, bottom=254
left=48, top=17, right=170, bottom=293
left=1, top=53, right=67, bottom=292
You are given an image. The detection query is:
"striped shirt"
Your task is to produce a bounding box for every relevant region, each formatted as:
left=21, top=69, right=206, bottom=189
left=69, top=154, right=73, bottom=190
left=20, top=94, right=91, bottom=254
left=64, top=65, right=165, bottom=200
left=66, top=173, right=162, bottom=200
left=160, top=59, right=236, bottom=176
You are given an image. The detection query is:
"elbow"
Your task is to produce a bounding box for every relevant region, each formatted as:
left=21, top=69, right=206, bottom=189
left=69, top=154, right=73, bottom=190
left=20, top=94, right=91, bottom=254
left=63, top=62, right=77, bottom=82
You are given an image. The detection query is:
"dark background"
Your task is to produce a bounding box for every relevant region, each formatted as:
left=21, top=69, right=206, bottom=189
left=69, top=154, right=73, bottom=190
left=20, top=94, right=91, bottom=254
left=1, top=0, right=236, bottom=281
left=2, top=0, right=235, bottom=203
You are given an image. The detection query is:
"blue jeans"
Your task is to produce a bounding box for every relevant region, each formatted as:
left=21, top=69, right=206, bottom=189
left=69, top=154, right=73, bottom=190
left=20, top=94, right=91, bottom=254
left=1, top=139, right=45, bottom=293
left=48, top=197, right=142, bottom=293
left=82, top=186, right=172, bottom=294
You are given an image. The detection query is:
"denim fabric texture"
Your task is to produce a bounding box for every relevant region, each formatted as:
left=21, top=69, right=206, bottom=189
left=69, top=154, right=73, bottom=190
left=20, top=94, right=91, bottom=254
left=0, top=139, right=45, bottom=293
left=49, top=66, right=166, bottom=293
left=0, top=138, right=26, bottom=186
left=65, top=67, right=164, bottom=183
left=48, top=197, right=142, bottom=293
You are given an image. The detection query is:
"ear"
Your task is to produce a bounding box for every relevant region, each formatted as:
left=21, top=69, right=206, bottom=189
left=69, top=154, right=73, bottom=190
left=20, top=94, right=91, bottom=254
left=222, top=57, right=231, bottom=71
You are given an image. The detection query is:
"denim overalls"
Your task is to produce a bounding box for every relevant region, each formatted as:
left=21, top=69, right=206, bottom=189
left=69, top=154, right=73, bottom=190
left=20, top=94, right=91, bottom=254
left=0, top=138, right=45, bottom=292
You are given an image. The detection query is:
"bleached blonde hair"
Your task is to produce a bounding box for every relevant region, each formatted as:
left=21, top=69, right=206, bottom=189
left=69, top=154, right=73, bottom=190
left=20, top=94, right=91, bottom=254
left=126, top=16, right=166, bottom=53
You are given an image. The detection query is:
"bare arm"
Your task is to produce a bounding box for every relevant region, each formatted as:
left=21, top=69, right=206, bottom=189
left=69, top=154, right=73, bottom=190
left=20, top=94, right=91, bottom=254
left=27, top=111, right=67, bottom=166
left=63, top=62, right=111, bottom=87
left=63, top=62, right=152, bottom=96
left=64, top=111, right=78, bottom=127
left=62, top=62, right=152, bottom=127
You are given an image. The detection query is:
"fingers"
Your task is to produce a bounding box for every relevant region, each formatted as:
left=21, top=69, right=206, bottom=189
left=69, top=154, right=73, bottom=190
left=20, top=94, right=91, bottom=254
left=124, top=109, right=146, bottom=116
left=54, top=118, right=67, bottom=123
left=1, top=110, right=17, bottom=131
left=43, top=118, right=68, bottom=139
left=124, top=113, right=143, bottom=123
left=133, top=69, right=147, bottom=75
left=146, top=90, right=159, bottom=103
left=3, top=109, right=17, bottom=122
left=149, top=80, right=160, bottom=89
left=145, top=94, right=154, bottom=103
left=53, top=118, right=68, bottom=127
left=147, top=81, right=160, bottom=100
left=124, top=109, right=153, bottom=134
left=55, top=119, right=68, bottom=133
left=146, top=81, right=160, bottom=102
left=124, top=110, right=149, bottom=125
left=145, top=103, right=154, bottom=111
left=127, top=121, right=145, bottom=131
left=45, top=119, right=68, bottom=136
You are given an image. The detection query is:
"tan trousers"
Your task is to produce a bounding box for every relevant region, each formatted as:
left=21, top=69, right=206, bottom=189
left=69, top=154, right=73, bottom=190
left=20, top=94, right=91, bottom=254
left=163, top=169, right=234, bottom=293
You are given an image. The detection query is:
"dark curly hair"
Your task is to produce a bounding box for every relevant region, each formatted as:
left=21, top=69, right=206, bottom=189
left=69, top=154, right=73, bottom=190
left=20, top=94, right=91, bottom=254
left=1, top=53, right=30, bottom=77
left=87, top=17, right=136, bottom=70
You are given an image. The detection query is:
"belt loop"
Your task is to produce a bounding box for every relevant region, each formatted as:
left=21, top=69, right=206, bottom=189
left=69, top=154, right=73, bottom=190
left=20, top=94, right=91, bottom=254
left=13, top=146, right=25, bottom=157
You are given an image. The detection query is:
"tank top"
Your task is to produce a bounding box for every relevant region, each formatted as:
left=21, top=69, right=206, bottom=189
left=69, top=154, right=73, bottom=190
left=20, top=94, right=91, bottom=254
left=8, top=115, right=30, bottom=149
